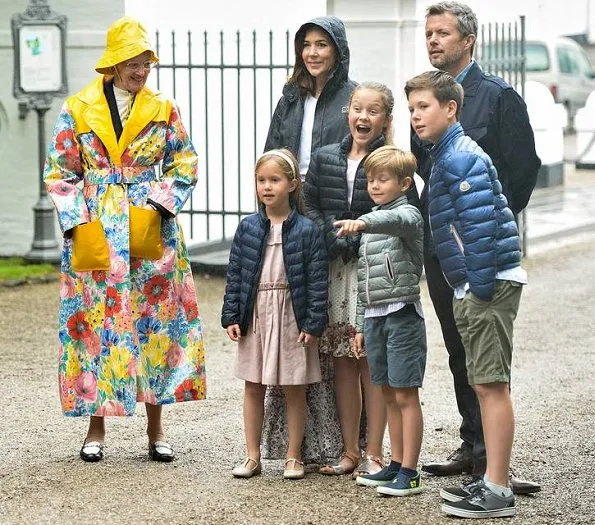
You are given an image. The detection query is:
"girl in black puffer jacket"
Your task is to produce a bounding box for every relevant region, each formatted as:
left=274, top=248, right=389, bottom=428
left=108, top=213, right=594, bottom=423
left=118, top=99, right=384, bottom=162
left=306, top=82, right=394, bottom=478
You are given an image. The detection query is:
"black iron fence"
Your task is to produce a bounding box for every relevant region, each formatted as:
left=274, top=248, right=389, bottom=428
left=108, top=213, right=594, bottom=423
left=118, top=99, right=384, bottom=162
left=476, top=16, right=527, bottom=97
left=153, top=29, right=293, bottom=243
left=154, top=18, right=528, bottom=246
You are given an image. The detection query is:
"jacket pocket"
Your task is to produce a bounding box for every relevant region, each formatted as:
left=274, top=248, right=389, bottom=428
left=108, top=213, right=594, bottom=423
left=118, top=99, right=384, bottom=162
left=450, top=224, right=465, bottom=254
left=384, top=254, right=395, bottom=281
left=129, top=205, right=164, bottom=260
left=71, top=221, right=110, bottom=271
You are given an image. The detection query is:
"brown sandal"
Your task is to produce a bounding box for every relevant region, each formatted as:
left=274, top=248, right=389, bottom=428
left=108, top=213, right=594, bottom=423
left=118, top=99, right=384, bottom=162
left=351, top=455, right=385, bottom=479
left=319, top=452, right=360, bottom=476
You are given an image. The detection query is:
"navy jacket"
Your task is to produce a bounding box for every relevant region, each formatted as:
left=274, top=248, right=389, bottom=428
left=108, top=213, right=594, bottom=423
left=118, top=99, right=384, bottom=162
left=264, top=16, right=357, bottom=157
left=412, top=62, right=541, bottom=253
left=221, top=206, right=328, bottom=336
left=429, top=123, right=521, bottom=302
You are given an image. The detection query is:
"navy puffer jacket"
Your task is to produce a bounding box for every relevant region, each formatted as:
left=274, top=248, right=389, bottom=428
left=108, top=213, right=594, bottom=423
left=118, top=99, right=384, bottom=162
left=303, top=134, right=383, bottom=262
left=429, top=123, right=521, bottom=301
left=221, top=206, right=328, bottom=336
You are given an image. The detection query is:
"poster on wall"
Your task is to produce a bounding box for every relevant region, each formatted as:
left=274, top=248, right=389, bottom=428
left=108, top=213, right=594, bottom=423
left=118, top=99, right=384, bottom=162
left=18, top=24, right=63, bottom=93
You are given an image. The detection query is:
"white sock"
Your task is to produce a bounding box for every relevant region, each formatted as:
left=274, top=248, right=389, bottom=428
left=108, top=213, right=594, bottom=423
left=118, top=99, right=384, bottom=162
left=483, top=475, right=513, bottom=498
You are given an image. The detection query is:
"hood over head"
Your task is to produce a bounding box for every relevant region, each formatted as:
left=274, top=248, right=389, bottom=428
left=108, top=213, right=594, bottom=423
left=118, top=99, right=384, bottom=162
left=294, top=16, right=350, bottom=86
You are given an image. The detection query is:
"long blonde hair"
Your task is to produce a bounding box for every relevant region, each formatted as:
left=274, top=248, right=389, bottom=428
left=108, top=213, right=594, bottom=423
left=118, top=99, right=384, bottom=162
left=255, top=149, right=304, bottom=213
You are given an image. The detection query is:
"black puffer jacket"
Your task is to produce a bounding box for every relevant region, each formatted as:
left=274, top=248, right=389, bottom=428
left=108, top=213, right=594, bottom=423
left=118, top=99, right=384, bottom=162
left=221, top=206, right=328, bottom=337
left=303, top=134, right=386, bottom=262
left=264, top=16, right=357, bottom=159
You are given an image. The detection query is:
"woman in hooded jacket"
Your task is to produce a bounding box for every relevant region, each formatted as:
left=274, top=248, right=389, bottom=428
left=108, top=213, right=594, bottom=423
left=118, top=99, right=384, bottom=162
left=261, top=16, right=357, bottom=465
left=264, top=16, right=357, bottom=180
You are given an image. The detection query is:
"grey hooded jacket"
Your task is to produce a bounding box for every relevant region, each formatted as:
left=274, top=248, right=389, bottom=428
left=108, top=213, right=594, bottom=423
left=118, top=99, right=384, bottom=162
left=264, top=16, right=357, bottom=158
left=355, top=196, right=424, bottom=332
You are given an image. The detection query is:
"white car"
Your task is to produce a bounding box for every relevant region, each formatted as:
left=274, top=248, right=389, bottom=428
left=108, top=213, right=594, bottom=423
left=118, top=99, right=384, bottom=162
left=525, top=37, right=595, bottom=126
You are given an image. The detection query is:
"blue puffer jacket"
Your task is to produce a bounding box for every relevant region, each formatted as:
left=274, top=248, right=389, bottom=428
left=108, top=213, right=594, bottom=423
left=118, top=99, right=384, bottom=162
left=429, top=123, right=521, bottom=301
left=221, top=206, right=328, bottom=336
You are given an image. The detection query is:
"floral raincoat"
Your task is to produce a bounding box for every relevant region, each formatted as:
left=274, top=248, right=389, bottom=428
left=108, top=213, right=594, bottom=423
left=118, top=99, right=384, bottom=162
left=44, top=76, right=206, bottom=416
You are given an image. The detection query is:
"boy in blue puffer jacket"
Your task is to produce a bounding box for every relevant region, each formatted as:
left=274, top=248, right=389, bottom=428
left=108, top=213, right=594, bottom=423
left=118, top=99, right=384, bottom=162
left=406, top=70, right=526, bottom=520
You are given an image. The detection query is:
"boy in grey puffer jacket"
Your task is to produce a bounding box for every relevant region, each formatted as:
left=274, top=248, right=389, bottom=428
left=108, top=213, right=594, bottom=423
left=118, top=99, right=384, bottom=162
left=334, top=145, right=427, bottom=496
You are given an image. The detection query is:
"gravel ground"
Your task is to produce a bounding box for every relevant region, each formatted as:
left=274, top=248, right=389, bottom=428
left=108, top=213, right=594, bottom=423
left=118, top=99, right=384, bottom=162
left=1, top=239, right=594, bottom=525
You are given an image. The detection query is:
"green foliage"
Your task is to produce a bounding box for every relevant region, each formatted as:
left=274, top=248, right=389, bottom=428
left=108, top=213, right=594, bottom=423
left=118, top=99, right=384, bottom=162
left=0, top=257, right=58, bottom=282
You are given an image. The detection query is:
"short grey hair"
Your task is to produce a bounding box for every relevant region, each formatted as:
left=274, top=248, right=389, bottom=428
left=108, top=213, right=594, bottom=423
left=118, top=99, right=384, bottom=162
left=426, top=1, right=478, bottom=41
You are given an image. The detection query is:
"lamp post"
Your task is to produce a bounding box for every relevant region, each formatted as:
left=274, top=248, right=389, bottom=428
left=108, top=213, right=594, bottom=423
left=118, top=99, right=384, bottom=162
left=11, top=0, right=67, bottom=263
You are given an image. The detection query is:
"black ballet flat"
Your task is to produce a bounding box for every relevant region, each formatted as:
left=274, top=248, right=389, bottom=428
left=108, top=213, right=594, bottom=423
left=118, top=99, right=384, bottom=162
left=80, top=441, right=104, bottom=462
left=149, top=441, right=175, bottom=462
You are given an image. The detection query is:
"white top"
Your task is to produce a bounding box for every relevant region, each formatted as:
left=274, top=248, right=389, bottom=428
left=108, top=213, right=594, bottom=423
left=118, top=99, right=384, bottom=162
left=346, top=159, right=359, bottom=206
left=453, top=266, right=528, bottom=299
left=113, top=84, right=134, bottom=123
left=365, top=299, right=424, bottom=319
left=298, top=95, right=318, bottom=180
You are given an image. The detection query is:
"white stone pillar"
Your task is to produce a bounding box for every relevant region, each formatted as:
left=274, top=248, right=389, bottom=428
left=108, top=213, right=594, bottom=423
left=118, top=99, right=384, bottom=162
left=525, top=80, right=566, bottom=186
left=328, top=0, right=427, bottom=149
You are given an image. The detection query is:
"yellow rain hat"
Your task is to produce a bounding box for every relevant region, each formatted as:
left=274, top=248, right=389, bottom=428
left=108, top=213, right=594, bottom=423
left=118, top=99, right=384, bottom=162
left=95, top=16, right=158, bottom=75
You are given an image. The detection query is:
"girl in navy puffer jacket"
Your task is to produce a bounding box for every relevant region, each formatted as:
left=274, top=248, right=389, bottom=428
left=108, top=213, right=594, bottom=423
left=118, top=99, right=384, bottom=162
left=222, top=149, right=328, bottom=480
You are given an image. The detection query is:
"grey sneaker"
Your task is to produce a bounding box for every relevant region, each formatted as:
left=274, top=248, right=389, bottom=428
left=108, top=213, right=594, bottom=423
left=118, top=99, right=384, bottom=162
left=442, top=484, right=516, bottom=519
left=440, top=476, right=484, bottom=502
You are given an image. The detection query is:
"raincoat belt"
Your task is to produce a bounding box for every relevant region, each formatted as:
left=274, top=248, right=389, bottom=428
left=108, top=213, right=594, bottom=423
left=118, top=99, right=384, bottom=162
left=84, top=167, right=156, bottom=186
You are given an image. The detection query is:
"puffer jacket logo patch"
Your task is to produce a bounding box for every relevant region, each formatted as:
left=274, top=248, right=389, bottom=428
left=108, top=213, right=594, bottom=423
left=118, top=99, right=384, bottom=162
left=460, top=181, right=471, bottom=192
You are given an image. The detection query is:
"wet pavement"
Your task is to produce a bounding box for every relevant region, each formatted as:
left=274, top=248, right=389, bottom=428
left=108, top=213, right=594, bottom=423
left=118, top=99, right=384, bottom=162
left=1, top=233, right=594, bottom=524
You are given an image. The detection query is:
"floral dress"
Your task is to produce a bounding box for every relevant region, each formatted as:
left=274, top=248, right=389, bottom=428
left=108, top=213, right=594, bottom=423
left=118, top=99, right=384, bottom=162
left=44, top=77, right=206, bottom=416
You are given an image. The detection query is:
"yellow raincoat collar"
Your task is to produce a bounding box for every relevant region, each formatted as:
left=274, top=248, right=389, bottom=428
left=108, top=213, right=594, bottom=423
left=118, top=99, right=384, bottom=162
left=73, top=77, right=171, bottom=167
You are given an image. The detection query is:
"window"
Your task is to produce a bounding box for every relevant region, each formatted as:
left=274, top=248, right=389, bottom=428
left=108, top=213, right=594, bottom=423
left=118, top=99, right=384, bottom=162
left=525, top=43, right=550, bottom=72
left=557, top=47, right=579, bottom=74
left=569, top=46, right=594, bottom=77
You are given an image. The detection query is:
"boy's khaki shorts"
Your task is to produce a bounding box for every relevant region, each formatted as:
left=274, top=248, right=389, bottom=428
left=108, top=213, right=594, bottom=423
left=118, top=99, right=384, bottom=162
left=452, top=280, right=523, bottom=385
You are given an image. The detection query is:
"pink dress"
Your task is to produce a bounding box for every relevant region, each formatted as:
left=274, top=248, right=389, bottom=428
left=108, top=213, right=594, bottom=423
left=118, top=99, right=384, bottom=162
left=235, top=224, right=321, bottom=386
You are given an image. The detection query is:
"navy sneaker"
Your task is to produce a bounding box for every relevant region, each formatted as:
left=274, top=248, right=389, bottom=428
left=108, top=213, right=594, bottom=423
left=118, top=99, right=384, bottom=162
left=356, top=463, right=401, bottom=487
left=442, top=484, right=516, bottom=518
left=440, top=476, right=484, bottom=502
left=377, top=469, right=424, bottom=496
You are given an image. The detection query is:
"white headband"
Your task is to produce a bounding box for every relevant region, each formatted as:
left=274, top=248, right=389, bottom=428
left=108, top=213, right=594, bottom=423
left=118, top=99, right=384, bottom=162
left=259, top=150, right=298, bottom=180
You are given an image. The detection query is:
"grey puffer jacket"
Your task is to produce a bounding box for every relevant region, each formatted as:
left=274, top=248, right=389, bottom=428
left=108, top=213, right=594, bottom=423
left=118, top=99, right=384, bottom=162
left=264, top=16, right=357, bottom=159
left=355, top=196, right=424, bottom=332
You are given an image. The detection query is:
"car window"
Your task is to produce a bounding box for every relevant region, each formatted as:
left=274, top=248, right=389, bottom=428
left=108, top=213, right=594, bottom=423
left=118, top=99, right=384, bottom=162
left=526, top=43, right=549, bottom=72
left=569, top=46, right=594, bottom=77
left=557, top=47, right=579, bottom=74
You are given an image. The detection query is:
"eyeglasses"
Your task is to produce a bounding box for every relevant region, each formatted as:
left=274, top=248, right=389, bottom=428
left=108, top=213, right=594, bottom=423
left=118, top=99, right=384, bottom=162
left=124, top=61, right=153, bottom=72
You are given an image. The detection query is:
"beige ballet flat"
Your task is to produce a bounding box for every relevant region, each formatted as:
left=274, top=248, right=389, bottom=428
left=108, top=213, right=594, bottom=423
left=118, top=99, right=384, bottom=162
left=232, top=457, right=262, bottom=478
left=283, top=458, right=305, bottom=479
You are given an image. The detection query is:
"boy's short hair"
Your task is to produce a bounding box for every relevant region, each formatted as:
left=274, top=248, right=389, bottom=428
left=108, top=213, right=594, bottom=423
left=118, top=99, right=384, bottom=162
left=404, top=70, right=464, bottom=120
left=364, top=145, right=417, bottom=182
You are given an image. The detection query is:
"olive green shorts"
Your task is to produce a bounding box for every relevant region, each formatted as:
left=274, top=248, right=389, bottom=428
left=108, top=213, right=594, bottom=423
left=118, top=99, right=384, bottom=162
left=452, top=280, right=523, bottom=385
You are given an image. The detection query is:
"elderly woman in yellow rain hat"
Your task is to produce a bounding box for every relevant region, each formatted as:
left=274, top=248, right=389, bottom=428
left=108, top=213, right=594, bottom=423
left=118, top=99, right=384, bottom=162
left=44, top=16, right=206, bottom=462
